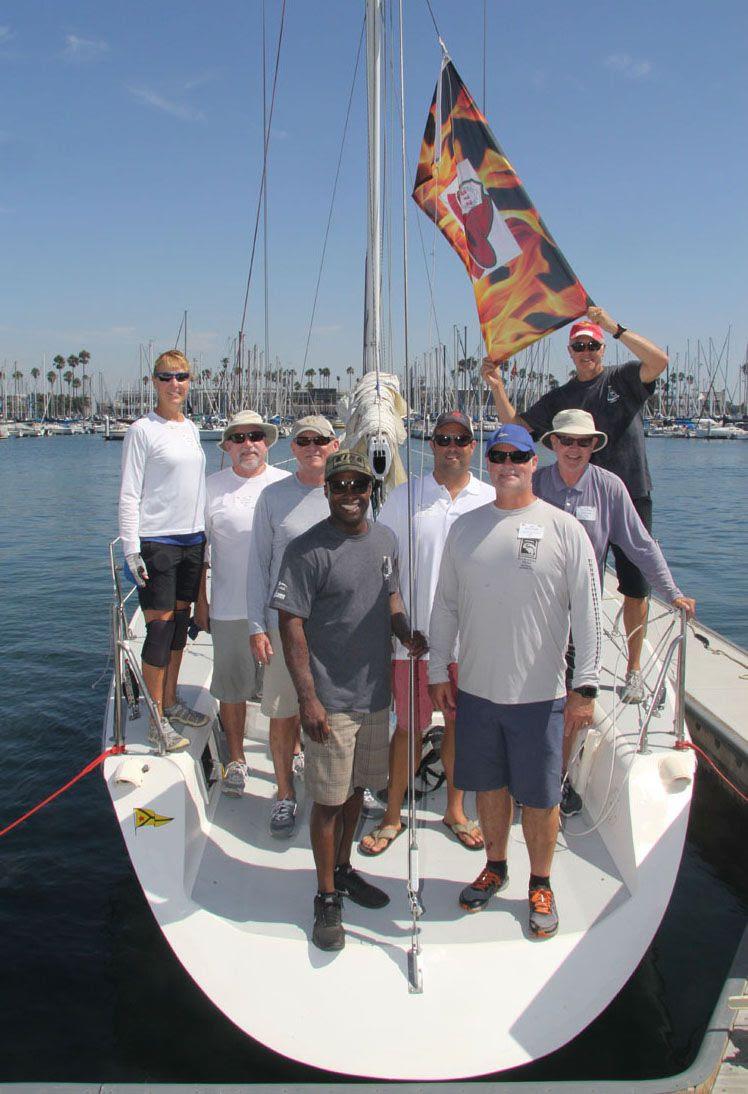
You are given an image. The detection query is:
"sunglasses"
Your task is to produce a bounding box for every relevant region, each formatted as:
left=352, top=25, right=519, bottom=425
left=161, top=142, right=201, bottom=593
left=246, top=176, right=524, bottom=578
left=433, top=433, right=473, bottom=447
left=155, top=371, right=191, bottom=382
left=570, top=340, right=602, bottom=353
left=327, top=477, right=371, bottom=494
left=556, top=435, right=595, bottom=448
left=227, top=430, right=267, bottom=444
left=293, top=435, right=332, bottom=447
left=487, top=449, right=534, bottom=464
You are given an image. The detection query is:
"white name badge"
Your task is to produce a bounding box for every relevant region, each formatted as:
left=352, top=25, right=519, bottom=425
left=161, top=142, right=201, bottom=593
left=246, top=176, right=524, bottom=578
left=517, top=523, right=545, bottom=540
left=576, top=506, right=598, bottom=522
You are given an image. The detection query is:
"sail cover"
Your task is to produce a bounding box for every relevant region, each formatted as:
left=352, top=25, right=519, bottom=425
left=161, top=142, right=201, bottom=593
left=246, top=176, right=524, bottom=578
left=412, top=59, right=591, bottom=361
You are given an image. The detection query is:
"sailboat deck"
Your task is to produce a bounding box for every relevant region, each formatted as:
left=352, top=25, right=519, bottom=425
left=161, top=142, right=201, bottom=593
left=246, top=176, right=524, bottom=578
left=191, top=719, right=628, bottom=948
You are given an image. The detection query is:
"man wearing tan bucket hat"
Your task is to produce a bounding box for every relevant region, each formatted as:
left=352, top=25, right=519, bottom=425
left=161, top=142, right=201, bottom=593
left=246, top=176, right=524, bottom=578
left=534, top=408, right=695, bottom=815
left=195, top=411, right=289, bottom=796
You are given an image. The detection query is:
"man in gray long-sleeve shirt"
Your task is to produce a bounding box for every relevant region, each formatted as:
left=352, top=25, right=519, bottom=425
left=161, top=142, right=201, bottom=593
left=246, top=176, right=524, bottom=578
left=428, top=424, right=602, bottom=939
left=532, top=408, right=695, bottom=815
left=246, top=416, right=340, bottom=837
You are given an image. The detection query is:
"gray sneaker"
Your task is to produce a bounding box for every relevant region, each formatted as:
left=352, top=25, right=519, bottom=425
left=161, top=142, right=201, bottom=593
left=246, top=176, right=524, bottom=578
left=621, top=670, right=646, bottom=704
left=529, top=886, right=559, bottom=938
left=221, top=760, right=248, bottom=796
left=164, top=699, right=210, bottom=728
left=269, top=797, right=297, bottom=838
left=148, top=717, right=190, bottom=753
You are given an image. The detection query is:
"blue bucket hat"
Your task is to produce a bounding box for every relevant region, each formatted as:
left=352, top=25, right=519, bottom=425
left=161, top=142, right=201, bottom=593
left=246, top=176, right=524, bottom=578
left=484, top=423, right=536, bottom=454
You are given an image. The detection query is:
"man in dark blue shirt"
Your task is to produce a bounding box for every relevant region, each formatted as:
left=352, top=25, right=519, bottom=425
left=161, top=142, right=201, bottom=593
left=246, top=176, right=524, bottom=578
left=481, top=305, right=668, bottom=704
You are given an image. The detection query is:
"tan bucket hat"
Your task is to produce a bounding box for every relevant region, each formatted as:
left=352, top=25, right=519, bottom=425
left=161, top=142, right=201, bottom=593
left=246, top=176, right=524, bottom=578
left=539, top=409, right=608, bottom=451
left=220, top=410, right=278, bottom=449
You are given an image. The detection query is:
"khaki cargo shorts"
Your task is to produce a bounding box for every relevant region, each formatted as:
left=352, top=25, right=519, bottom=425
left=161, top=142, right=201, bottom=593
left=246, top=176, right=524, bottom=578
left=260, top=628, right=300, bottom=718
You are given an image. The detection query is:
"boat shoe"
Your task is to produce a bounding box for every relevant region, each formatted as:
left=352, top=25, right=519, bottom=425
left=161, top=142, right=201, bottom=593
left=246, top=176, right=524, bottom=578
left=334, top=863, right=389, bottom=908
left=459, top=866, right=509, bottom=912
left=529, top=886, right=559, bottom=938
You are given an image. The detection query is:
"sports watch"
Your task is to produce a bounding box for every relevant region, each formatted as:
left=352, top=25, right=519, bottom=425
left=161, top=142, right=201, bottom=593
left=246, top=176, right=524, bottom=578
left=573, top=685, right=598, bottom=699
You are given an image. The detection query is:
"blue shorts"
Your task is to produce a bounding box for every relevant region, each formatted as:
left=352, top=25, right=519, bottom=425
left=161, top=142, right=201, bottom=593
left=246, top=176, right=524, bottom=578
left=454, top=690, right=565, bottom=809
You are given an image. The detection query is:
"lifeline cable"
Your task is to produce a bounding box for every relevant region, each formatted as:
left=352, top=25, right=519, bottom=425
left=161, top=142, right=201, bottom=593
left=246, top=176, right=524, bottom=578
left=0, top=746, right=125, bottom=839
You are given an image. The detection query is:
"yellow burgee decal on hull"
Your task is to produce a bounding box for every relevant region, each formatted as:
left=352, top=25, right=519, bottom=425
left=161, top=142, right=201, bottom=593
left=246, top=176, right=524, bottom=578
left=134, top=808, right=173, bottom=829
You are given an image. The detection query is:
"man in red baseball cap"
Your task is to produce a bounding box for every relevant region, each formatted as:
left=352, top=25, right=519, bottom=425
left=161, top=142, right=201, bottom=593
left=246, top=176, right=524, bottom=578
left=481, top=305, right=669, bottom=705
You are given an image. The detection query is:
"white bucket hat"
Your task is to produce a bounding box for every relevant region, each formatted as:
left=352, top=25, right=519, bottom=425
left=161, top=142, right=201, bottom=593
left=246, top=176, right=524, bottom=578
left=219, top=410, right=278, bottom=450
left=539, top=409, right=608, bottom=451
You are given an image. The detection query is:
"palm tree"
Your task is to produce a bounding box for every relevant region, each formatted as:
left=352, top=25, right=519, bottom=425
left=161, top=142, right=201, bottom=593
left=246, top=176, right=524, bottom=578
left=46, top=370, right=57, bottom=416
left=319, top=367, right=331, bottom=387
left=30, top=367, right=40, bottom=416
left=71, top=376, right=82, bottom=413
left=346, top=365, right=355, bottom=389
left=78, top=350, right=91, bottom=413
left=12, top=369, right=23, bottom=419
left=53, top=355, right=65, bottom=415
left=63, top=369, right=74, bottom=416
left=305, top=368, right=317, bottom=389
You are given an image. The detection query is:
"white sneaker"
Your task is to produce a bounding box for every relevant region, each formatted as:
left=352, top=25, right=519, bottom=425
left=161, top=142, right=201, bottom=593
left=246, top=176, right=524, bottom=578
left=221, top=760, right=248, bottom=796
left=621, top=670, right=646, bottom=704
left=148, top=717, right=190, bottom=752
left=164, top=699, right=210, bottom=728
left=292, top=751, right=305, bottom=779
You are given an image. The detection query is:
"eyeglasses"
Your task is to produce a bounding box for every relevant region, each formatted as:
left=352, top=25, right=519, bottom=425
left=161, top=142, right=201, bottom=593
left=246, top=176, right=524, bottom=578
left=487, top=449, right=534, bottom=464
left=327, top=477, right=371, bottom=494
left=570, top=340, right=602, bottom=353
left=293, top=435, right=332, bottom=447
left=155, top=371, right=191, bottom=382
left=432, top=433, right=473, bottom=447
left=556, top=435, right=595, bottom=448
left=227, top=430, right=267, bottom=444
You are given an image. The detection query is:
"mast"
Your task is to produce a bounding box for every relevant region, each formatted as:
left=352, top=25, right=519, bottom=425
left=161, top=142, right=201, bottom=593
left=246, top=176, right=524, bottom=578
left=363, top=0, right=383, bottom=374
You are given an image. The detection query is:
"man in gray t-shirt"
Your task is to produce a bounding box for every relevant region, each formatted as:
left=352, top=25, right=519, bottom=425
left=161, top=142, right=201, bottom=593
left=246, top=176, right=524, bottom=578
left=272, top=450, right=426, bottom=953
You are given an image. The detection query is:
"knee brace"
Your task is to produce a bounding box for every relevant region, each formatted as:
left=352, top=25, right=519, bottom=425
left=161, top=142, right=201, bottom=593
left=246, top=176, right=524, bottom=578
left=142, top=619, right=176, bottom=668
left=171, top=608, right=190, bottom=651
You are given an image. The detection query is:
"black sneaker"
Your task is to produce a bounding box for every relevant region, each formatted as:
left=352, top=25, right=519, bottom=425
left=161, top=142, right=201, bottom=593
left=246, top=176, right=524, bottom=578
left=312, top=893, right=345, bottom=951
left=560, top=781, right=583, bottom=817
left=459, top=866, right=508, bottom=912
left=529, top=886, right=559, bottom=938
left=334, top=864, right=390, bottom=909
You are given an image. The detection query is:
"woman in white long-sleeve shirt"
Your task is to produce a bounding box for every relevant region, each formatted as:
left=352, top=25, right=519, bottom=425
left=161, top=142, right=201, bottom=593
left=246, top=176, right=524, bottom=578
left=118, top=350, right=209, bottom=750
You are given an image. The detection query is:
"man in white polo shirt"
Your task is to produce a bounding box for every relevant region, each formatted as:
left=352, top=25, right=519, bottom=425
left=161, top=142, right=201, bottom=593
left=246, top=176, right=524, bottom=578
left=195, top=411, right=289, bottom=795
left=359, top=410, right=495, bottom=856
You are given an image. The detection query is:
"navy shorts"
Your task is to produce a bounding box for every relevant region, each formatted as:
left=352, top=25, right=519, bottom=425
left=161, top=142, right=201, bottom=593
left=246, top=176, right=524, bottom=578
left=454, top=690, right=565, bottom=809
left=137, top=539, right=205, bottom=612
left=609, top=496, right=652, bottom=599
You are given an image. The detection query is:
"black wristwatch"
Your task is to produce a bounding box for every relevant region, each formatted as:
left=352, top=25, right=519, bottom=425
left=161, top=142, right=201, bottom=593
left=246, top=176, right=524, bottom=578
left=613, top=323, right=627, bottom=340
left=573, top=685, right=598, bottom=699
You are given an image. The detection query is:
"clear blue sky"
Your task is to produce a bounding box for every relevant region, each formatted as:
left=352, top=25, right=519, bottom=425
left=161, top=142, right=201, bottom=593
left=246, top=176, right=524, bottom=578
left=1, top=1, right=746, bottom=395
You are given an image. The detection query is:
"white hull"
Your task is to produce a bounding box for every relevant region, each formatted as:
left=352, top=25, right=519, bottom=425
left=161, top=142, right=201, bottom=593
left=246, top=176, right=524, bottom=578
left=102, top=587, right=694, bottom=1079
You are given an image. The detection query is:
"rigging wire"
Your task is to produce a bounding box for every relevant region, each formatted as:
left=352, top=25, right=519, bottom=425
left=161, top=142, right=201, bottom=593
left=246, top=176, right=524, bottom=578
left=300, top=19, right=365, bottom=375
left=238, top=0, right=287, bottom=341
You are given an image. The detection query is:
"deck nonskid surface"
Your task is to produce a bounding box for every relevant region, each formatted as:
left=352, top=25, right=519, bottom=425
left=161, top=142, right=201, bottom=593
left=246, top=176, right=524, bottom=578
left=191, top=722, right=627, bottom=949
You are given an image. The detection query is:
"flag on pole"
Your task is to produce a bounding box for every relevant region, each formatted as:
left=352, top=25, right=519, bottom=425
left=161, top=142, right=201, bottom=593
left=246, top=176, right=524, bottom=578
left=412, top=58, right=591, bottom=361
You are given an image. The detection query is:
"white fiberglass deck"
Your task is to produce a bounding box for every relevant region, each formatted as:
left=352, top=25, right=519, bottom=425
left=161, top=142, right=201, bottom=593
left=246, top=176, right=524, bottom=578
left=103, top=591, right=694, bottom=1079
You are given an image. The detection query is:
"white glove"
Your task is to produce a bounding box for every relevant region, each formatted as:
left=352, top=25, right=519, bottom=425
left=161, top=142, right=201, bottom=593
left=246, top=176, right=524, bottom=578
left=126, top=552, right=149, bottom=587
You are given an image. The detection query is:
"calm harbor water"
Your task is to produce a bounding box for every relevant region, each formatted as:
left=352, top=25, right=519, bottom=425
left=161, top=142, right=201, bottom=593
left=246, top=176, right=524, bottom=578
left=0, top=433, right=746, bottom=1083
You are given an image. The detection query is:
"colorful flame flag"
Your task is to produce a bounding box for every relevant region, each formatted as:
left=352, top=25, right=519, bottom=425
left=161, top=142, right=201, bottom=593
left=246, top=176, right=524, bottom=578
left=412, top=58, right=592, bottom=361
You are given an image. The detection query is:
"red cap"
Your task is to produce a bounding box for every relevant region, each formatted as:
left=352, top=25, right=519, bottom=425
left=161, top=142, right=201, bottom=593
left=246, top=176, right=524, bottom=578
left=569, top=321, right=604, bottom=343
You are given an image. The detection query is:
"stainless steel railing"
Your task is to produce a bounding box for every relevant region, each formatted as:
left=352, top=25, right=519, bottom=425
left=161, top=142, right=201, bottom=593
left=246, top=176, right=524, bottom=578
left=108, top=537, right=167, bottom=756
left=637, top=607, right=688, bottom=753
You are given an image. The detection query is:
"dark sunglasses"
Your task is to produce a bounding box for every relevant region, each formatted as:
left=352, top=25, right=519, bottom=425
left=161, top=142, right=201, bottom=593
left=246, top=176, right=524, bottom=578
left=294, top=435, right=332, bottom=447
left=328, top=477, right=371, bottom=494
left=570, top=340, right=602, bottom=353
left=433, top=433, right=473, bottom=447
left=557, top=435, right=595, bottom=448
left=227, top=430, right=267, bottom=444
left=155, top=371, right=191, bottom=382
left=487, top=449, right=534, bottom=464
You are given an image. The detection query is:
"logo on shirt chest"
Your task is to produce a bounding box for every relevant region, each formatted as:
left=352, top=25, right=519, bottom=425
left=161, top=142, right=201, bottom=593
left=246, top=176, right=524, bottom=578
left=517, top=538, right=539, bottom=568
left=606, top=387, right=620, bottom=404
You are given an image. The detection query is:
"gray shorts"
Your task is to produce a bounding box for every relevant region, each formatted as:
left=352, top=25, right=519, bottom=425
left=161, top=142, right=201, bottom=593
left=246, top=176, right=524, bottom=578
left=454, top=690, right=565, bottom=809
left=304, top=708, right=390, bottom=807
left=260, top=628, right=299, bottom=719
left=210, top=618, right=259, bottom=703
